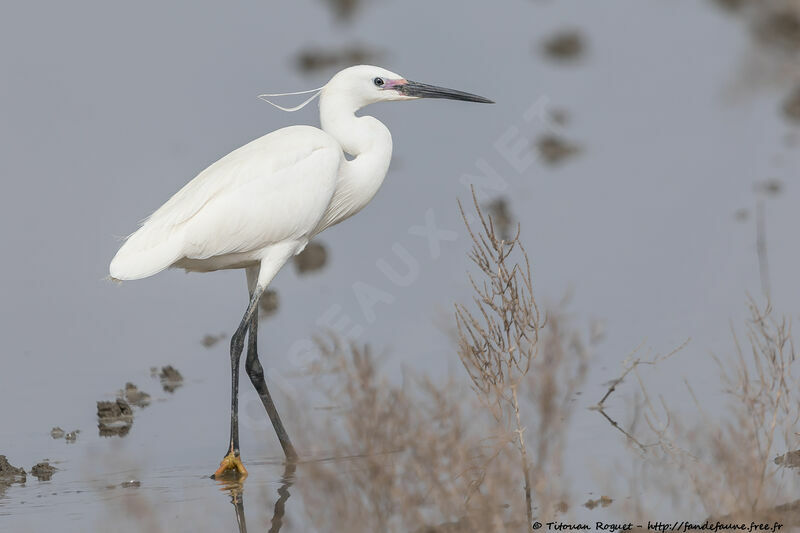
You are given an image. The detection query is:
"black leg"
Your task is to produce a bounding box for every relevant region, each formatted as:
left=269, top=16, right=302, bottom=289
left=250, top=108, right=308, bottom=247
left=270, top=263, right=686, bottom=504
left=215, top=287, right=263, bottom=478
left=245, top=302, right=298, bottom=461
left=229, top=288, right=262, bottom=455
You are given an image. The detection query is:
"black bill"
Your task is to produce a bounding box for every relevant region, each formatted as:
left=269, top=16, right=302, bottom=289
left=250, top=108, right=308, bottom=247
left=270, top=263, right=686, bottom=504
left=397, top=80, right=494, bottom=103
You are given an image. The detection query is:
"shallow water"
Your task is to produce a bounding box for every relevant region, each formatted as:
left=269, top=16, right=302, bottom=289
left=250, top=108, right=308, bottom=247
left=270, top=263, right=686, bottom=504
left=0, top=371, right=392, bottom=532
left=2, top=0, right=800, bottom=529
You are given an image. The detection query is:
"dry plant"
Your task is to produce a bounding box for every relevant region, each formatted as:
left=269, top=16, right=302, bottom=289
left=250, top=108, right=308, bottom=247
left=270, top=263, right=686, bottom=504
left=524, top=305, right=589, bottom=515
left=592, top=340, right=687, bottom=454
left=295, top=337, right=523, bottom=532
left=454, top=188, right=542, bottom=526
left=289, top=316, right=588, bottom=533
left=611, top=298, right=800, bottom=523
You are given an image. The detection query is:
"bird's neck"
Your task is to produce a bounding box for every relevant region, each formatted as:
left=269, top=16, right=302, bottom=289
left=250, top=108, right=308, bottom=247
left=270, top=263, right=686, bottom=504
left=319, top=93, right=392, bottom=161
left=318, top=93, right=393, bottom=222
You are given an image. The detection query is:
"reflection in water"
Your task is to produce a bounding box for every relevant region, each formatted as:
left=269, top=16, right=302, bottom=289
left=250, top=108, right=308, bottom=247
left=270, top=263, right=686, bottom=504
left=216, top=462, right=297, bottom=533
left=268, top=462, right=296, bottom=533
left=216, top=477, right=248, bottom=533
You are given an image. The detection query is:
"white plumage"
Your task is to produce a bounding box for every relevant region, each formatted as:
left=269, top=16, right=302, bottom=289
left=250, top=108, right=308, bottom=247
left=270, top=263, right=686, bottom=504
left=110, top=125, right=342, bottom=279
left=108, top=64, right=492, bottom=475
left=110, top=66, right=410, bottom=288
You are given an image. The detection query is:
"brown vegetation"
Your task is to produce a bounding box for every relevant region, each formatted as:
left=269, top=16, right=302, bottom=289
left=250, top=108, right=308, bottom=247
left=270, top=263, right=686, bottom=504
left=277, top=192, right=589, bottom=531
left=608, top=298, right=800, bottom=525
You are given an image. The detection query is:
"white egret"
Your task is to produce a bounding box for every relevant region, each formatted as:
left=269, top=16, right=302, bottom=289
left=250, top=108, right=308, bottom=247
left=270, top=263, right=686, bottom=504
left=109, top=65, right=492, bottom=478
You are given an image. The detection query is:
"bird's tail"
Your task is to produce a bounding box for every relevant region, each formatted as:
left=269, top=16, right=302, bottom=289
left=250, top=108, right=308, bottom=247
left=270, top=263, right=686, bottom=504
left=109, top=227, right=185, bottom=281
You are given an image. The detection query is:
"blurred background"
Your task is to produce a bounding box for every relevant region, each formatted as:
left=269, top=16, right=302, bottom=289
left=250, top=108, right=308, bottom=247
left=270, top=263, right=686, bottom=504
left=1, top=0, right=799, bottom=531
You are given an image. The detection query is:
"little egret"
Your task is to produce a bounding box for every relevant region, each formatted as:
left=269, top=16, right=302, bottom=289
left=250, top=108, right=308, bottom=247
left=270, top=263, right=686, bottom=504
left=109, top=65, right=493, bottom=478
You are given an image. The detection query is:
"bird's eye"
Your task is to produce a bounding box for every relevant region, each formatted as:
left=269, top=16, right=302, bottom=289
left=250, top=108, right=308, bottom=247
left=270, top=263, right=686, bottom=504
left=373, top=77, right=385, bottom=87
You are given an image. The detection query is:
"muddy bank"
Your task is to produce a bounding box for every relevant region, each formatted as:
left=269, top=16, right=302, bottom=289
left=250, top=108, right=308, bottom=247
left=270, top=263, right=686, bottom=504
left=0, top=456, right=26, bottom=484
left=0, top=455, right=26, bottom=498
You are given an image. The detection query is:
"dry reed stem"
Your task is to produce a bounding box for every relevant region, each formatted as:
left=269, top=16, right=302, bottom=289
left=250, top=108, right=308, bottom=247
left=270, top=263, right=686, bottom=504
left=454, top=187, right=543, bottom=526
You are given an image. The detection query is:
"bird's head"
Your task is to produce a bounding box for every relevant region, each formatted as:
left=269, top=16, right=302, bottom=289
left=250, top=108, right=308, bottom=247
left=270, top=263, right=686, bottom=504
left=321, top=65, right=494, bottom=107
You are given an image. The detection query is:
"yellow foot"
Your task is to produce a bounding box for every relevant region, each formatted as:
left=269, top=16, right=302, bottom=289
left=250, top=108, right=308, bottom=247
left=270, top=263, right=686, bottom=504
left=213, top=452, right=248, bottom=479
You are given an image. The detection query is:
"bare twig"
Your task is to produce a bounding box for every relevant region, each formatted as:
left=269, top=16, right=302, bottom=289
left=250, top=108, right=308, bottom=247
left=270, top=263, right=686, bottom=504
left=455, top=186, right=541, bottom=525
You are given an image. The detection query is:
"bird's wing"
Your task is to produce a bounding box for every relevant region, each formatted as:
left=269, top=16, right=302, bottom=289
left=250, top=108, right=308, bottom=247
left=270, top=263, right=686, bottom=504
left=110, top=125, right=342, bottom=280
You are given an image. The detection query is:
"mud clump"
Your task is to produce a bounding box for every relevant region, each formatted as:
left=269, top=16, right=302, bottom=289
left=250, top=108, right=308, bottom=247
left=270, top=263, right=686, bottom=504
left=30, top=462, right=56, bottom=481
left=51, top=426, right=79, bottom=441
left=713, top=0, right=745, bottom=12
left=755, top=10, right=800, bottom=54
left=97, top=398, right=134, bottom=437
left=584, top=495, right=613, bottom=509
left=159, top=365, right=184, bottom=393
left=536, top=134, right=582, bottom=165
left=121, top=382, right=151, bottom=407
left=775, top=450, right=800, bottom=468
left=201, top=333, right=226, bottom=348
left=321, top=0, right=363, bottom=22
left=97, top=398, right=133, bottom=418
left=756, top=178, right=783, bottom=196
left=782, top=85, right=800, bottom=122
left=293, top=241, right=328, bottom=274
left=542, top=30, right=586, bottom=61
left=550, top=108, right=570, bottom=127
left=484, top=197, right=515, bottom=241
left=258, top=289, right=280, bottom=320
left=296, top=45, right=380, bottom=73
left=0, top=455, right=26, bottom=497
left=0, top=455, right=26, bottom=483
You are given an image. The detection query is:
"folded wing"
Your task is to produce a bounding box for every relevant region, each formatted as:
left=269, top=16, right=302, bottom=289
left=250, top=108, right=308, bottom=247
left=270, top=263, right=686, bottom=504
left=110, top=125, right=343, bottom=280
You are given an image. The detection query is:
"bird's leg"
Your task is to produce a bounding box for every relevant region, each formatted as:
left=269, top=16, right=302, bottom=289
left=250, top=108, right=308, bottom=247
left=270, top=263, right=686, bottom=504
left=245, top=296, right=299, bottom=462
left=214, top=287, right=263, bottom=479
